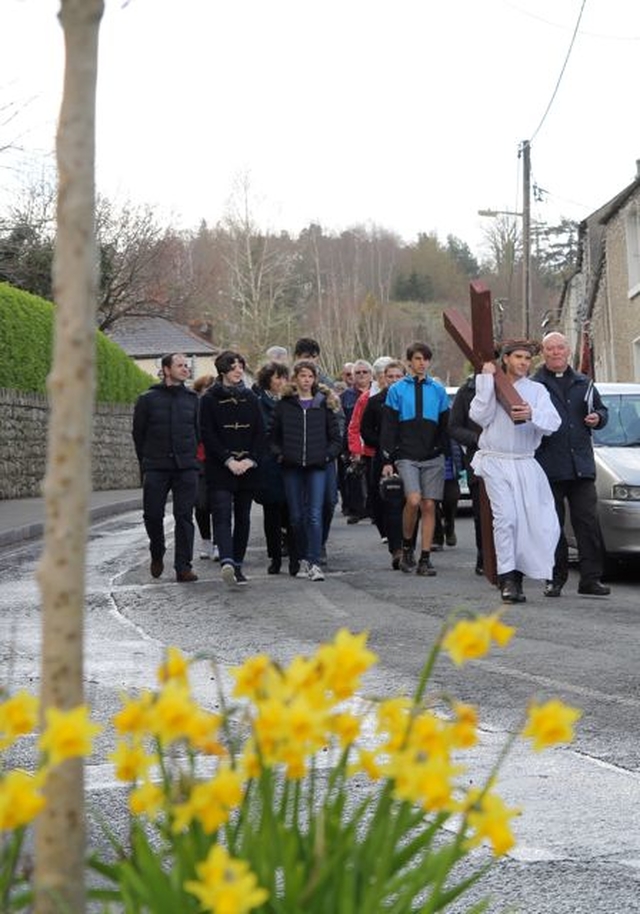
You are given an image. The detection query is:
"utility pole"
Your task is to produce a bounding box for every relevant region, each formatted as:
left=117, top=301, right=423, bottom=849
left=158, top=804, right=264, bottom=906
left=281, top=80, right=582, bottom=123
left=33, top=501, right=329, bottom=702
left=521, top=139, right=531, bottom=339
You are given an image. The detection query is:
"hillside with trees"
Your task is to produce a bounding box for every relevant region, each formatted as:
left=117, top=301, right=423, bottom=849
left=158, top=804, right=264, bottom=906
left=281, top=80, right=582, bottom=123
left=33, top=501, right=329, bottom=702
left=0, top=178, right=577, bottom=384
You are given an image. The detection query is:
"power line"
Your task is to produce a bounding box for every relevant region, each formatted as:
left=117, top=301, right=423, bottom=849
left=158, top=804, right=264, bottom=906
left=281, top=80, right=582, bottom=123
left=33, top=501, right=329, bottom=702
left=530, top=0, right=588, bottom=143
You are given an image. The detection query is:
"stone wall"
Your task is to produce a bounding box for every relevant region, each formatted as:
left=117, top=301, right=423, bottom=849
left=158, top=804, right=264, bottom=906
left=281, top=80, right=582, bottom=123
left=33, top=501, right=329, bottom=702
left=0, top=389, right=139, bottom=499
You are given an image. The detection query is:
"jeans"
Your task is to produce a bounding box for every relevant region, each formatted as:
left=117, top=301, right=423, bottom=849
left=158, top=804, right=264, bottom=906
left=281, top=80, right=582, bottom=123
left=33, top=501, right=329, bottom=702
left=143, top=468, right=198, bottom=572
left=209, top=488, right=253, bottom=568
left=283, top=466, right=327, bottom=566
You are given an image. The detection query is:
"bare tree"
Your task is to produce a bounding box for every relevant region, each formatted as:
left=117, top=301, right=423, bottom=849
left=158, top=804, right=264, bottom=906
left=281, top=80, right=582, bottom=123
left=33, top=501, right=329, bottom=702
left=34, top=1, right=104, bottom=911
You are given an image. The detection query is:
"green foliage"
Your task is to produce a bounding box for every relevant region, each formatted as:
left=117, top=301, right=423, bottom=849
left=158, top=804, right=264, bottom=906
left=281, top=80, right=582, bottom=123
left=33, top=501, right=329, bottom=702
left=0, top=282, right=153, bottom=403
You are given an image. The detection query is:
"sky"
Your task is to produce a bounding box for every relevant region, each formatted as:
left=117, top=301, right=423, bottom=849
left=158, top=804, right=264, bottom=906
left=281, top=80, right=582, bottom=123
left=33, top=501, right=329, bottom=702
left=2, top=0, right=640, bottom=260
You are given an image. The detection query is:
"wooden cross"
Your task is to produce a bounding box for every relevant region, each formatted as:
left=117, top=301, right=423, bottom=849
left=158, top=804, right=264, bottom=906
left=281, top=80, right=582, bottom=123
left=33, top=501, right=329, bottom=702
left=443, top=281, right=527, bottom=586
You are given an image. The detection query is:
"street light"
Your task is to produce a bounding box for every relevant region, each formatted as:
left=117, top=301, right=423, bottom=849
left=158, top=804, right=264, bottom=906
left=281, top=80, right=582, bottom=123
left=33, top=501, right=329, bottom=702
left=478, top=203, right=530, bottom=339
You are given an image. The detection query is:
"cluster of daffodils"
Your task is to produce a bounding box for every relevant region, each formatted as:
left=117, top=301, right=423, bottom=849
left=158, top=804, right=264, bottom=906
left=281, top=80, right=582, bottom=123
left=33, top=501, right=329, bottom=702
left=1, top=613, right=582, bottom=914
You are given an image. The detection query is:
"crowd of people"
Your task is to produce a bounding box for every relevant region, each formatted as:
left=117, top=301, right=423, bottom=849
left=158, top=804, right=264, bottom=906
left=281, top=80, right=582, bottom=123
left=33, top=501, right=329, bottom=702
left=131, top=331, right=611, bottom=600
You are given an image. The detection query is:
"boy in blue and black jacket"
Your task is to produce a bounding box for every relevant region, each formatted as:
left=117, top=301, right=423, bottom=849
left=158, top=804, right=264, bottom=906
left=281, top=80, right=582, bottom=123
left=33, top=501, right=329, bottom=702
left=380, top=342, right=449, bottom=576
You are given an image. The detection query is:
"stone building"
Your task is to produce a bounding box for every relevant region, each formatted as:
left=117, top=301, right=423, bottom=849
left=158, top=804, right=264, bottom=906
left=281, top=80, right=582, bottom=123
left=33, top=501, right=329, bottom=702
left=557, top=160, right=640, bottom=381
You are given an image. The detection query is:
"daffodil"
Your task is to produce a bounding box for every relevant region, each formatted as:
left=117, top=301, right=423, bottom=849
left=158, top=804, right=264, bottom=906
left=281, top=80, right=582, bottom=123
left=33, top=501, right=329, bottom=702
left=109, top=740, right=156, bottom=782
left=113, top=689, right=154, bottom=738
left=129, top=778, right=164, bottom=819
left=185, top=844, right=268, bottom=914
left=0, top=690, right=38, bottom=750
left=466, top=789, right=520, bottom=856
left=38, top=705, right=101, bottom=767
left=522, top=699, right=582, bottom=751
left=316, top=629, right=377, bottom=699
left=147, top=681, right=199, bottom=746
left=231, top=654, right=275, bottom=701
left=173, top=765, right=243, bottom=834
left=442, top=617, right=492, bottom=666
left=157, top=646, right=190, bottom=687
left=0, top=769, right=46, bottom=830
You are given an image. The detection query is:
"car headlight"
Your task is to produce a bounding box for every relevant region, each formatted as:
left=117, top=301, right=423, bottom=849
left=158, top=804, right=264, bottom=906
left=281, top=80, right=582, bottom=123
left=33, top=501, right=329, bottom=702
left=612, top=484, right=640, bottom=501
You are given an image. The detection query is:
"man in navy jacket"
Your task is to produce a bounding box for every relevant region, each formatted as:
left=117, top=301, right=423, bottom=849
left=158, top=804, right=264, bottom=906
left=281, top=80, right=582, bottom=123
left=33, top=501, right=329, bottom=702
left=132, top=353, right=200, bottom=583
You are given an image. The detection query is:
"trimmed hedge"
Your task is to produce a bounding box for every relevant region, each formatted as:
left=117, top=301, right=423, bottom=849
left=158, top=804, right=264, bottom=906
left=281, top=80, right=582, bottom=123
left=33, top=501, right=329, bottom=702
left=0, top=283, right=153, bottom=403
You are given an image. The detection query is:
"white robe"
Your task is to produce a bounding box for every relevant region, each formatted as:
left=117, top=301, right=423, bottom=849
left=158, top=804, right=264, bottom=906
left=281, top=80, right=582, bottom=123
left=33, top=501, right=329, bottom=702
left=470, top=374, right=561, bottom=580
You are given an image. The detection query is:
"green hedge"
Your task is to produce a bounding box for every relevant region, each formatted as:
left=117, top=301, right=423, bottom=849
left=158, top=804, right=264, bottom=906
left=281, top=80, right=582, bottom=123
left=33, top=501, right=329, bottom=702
left=0, top=283, right=153, bottom=403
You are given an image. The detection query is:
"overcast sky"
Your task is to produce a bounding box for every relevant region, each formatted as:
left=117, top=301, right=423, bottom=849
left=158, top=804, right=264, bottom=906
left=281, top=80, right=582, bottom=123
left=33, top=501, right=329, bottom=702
left=2, top=0, right=639, bottom=259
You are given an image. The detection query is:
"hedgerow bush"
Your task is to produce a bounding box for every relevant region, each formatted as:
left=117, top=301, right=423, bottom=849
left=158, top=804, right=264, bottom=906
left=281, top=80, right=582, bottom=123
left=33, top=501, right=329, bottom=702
left=0, top=283, right=152, bottom=403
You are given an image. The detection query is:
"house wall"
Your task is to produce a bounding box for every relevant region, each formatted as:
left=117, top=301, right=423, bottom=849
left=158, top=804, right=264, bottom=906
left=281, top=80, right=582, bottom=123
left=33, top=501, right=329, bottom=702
left=0, top=389, right=140, bottom=499
left=133, top=355, right=217, bottom=384
left=601, top=197, right=640, bottom=382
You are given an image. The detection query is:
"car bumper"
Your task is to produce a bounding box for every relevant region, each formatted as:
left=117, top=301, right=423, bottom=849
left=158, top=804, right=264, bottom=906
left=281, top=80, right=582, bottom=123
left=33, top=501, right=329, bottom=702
left=598, top=499, right=640, bottom=555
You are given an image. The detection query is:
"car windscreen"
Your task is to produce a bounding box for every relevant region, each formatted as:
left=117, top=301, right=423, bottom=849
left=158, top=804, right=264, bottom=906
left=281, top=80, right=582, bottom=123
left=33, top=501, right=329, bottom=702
left=594, top=394, right=640, bottom=447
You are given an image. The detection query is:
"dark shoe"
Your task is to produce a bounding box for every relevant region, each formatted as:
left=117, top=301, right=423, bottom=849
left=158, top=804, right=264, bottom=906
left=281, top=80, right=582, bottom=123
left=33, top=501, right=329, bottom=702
left=475, top=562, right=484, bottom=576
left=150, top=557, right=164, bottom=579
left=446, top=531, right=457, bottom=547
left=391, top=549, right=402, bottom=570
left=544, top=580, right=563, bottom=597
left=346, top=515, right=360, bottom=525
left=267, top=561, right=281, bottom=575
left=416, top=556, right=436, bottom=576
left=176, top=569, right=198, bottom=583
left=475, top=552, right=484, bottom=575
left=431, top=542, right=443, bottom=552
left=500, top=574, right=520, bottom=604
left=399, top=547, right=416, bottom=573
left=234, top=568, right=248, bottom=585
left=578, top=581, right=610, bottom=596
left=288, top=559, right=300, bottom=577
left=513, top=571, right=526, bottom=603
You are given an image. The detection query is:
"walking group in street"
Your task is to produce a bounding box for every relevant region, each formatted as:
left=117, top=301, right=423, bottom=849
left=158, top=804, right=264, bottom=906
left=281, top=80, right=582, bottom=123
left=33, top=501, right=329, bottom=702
left=131, top=330, right=611, bottom=601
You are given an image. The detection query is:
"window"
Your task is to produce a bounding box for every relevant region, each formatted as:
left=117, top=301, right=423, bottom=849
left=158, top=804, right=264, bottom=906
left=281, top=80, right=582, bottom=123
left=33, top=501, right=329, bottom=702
left=625, top=203, right=640, bottom=298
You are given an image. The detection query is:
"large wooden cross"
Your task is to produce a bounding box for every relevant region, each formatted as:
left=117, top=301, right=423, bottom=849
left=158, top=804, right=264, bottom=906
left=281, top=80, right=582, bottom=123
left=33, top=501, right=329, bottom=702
left=443, top=281, right=527, bottom=586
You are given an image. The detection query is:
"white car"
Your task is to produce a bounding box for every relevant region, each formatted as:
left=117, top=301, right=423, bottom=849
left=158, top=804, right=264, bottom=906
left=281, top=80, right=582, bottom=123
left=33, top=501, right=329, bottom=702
left=572, top=382, right=640, bottom=566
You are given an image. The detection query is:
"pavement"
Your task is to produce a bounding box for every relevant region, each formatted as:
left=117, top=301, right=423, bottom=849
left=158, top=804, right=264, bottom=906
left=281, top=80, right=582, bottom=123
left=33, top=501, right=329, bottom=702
left=0, top=488, right=142, bottom=548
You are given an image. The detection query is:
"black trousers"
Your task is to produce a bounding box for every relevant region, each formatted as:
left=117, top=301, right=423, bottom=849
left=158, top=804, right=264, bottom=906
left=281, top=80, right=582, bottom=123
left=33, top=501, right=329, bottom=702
left=142, top=468, right=198, bottom=573
left=262, top=501, right=290, bottom=567
left=550, top=478, right=604, bottom=585
left=433, top=478, right=460, bottom=545
left=195, top=473, right=215, bottom=542
left=209, top=488, right=253, bottom=568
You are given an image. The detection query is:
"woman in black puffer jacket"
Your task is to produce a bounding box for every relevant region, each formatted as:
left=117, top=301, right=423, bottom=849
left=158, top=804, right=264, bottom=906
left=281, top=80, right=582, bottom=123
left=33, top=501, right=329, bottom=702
left=270, top=360, right=342, bottom=581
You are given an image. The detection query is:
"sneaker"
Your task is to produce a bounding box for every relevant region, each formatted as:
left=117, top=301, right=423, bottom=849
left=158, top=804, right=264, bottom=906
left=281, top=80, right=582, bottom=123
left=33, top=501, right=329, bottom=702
left=199, top=541, right=215, bottom=560
left=212, top=544, right=220, bottom=562
left=308, top=564, right=325, bottom=582
left=221, top=563, right=236, bottom=587
left=234, top=568, right=248, bottom=585
left=297, top=560, right=311, bottom=577
left=416, top=556, right=436, bottom=576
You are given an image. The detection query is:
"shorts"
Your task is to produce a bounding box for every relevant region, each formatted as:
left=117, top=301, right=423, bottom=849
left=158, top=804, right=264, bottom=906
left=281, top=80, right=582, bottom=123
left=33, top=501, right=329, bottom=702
left=396, top=456, right=445, bottom=500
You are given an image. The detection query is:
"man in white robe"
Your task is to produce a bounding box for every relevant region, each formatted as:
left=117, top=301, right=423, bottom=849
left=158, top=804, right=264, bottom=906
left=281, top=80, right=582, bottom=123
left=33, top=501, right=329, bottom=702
left=469, top=342, right=561, bottom=603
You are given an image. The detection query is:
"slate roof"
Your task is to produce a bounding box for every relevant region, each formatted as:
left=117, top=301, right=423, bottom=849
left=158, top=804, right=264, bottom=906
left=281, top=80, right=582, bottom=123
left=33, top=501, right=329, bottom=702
left=106, top=316, right=217, bottom=358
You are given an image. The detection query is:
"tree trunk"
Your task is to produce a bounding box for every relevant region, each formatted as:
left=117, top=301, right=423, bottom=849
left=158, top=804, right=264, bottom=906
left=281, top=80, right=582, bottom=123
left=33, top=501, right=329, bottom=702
left=34, top=1, right=104, bottom=912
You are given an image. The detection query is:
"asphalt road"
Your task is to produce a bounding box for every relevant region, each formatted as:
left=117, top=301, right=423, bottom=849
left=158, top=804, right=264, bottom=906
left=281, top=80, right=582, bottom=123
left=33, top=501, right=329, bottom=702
left=2, top=506, right=640, bottom=913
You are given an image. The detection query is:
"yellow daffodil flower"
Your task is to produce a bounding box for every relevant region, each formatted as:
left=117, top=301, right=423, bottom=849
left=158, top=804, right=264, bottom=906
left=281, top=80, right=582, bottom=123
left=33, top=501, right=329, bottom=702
left=185, top=844, right=268, bottom=914
left=466, top=789, right=520, bottom=856
left=522, top=699, right=582, bottom=751
left=0, top=769, right=46, bottom=830
left=157, top=646, right=190, bottom=687
left=0, top=690, right=38, bottom=750
left=38, top=705, right=102, bottom=767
